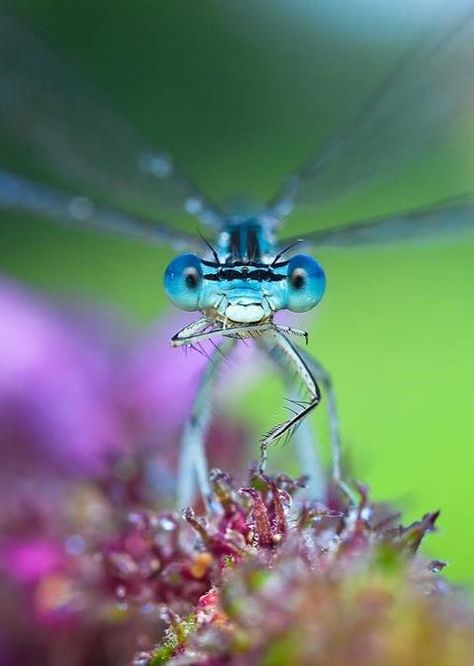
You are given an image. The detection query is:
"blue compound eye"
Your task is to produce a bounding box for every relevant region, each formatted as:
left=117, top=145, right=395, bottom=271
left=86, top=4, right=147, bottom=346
left=164, top=253, right=203, bottom=311
left=287, top=254, right=326, bottom=312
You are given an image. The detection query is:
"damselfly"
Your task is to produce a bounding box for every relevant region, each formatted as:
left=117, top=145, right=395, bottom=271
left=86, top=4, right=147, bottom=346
left=1, top=6, right=474, bottom=508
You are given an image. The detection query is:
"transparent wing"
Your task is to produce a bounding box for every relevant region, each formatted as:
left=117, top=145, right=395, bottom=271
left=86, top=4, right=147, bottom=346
left=281, top=195, right=474, bottom=251
left=0, top=169, right=202, bottom=252
left=0, top=11, right=225, bottom=231
left=266, top=3, right=474, bottom=220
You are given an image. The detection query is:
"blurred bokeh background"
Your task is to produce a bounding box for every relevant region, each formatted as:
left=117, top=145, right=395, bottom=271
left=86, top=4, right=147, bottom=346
left=1, top=0, right=473, bottom=595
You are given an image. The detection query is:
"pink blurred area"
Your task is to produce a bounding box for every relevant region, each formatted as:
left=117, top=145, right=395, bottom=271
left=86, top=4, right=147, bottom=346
left=0, top=275, right=249, bottom=666
left=0, top=278, right=123, bottom=476
left=119, top=312, right=208, bottom=437
left=0, top=277, right=247, bottom=478
left=1, top=539, right=64, bottom=584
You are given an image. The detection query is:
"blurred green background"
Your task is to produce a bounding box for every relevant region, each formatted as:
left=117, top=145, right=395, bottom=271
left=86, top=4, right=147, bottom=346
left=1, top=0, right=473, bottom=585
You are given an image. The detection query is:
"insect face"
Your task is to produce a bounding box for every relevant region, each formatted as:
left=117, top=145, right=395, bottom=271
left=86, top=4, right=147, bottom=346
left=164, top=252, right=326, bottom=322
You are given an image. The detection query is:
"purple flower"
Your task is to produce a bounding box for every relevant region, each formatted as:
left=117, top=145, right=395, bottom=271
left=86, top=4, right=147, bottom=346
left=0, top=539, right=65, bottom=584
left=0, top=277, right=124, bottom=477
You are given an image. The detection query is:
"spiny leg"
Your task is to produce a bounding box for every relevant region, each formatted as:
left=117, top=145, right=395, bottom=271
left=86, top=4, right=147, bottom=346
left=172, top=320, right=309, bottom=349
left=256, top=330, right=321, bottom=477
left=173, top=322, right=274, bottom=347
left=171, top=317, right=211, bottom=346
left=292, top=419, right=326, bottom=499
left=259, top=336, right=326, bottom=498
left=177, top=337, right=236, bottom=510
left=299, top=349, right=357, bottom=504
left=278, top=394, right=327, bottom=500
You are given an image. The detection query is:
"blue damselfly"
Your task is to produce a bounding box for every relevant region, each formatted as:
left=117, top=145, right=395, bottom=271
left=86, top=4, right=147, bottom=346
left=1, top=6, right=474, bottom=508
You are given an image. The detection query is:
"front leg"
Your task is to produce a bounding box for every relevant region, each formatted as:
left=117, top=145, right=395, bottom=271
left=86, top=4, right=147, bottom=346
left=172, top=320, right=309, bottom=348
left=256, top=330, right=321, bottom=474
left=172, top=321, right=276, bottom=347
left=257, top=330, right=357, bottom=504
left=171, top=317, right=211, bottom=346
left=258, top=334, right=326, bottom=499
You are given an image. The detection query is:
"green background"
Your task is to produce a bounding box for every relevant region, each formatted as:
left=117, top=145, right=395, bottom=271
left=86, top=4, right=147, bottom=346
left=1, top=1, right=473, bottom=585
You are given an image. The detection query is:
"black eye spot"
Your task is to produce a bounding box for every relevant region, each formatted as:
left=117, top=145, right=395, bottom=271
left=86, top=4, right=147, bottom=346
left=290, top=268, right=306, bottom=290
left=184, top=266, right=200, bottom=289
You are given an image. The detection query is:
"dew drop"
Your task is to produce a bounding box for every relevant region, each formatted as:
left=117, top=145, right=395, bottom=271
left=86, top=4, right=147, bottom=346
left=140, top=602, right=156, bottom=614
left=69, top=196, right=94, bottom=220
left=139, top=153, right=172, bottom=179
left=64, top=534, right=86, bottom=556
left=115, top=584, right=127, bottom=599
left=185, top=197, right=203, bottom=215
left=158, top=516, right=177, bottom=531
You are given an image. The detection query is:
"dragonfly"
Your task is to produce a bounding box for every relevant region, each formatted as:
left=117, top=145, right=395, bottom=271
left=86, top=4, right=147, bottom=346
left=1, top=6, right=474, bottom=508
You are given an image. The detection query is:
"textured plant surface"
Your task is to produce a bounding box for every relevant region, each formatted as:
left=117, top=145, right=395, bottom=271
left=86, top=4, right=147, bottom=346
left=128, top=472, right=474, bottom=666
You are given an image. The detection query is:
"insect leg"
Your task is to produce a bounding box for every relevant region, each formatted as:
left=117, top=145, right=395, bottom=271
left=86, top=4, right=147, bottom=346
left=274, top=324, right=309, bottom=344
left=256, top=330, right=321, bottom=475
left=171, top=322, right=277, bottom=348
left=259, top=338, right=326, bottom=498
left=292, top=417, right=326, bottom=500
left=299, top=349, right=357, bottom=504
left=177, top=336, right=237, bottom=510
left=171, top=317, right=211, bottom=346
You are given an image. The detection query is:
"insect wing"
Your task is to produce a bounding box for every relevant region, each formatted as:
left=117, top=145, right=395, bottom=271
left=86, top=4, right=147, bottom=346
left=0, top=169, right=203, bottom=251
left=280, top=195, right=474, bottom=251
left=0, top=12, right=224, bottom=233
left=266, top=3, right=474, bottom=220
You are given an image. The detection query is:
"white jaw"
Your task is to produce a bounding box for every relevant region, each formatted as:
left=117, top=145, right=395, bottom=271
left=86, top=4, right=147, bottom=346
left=225, top=303, right=267, bottom=323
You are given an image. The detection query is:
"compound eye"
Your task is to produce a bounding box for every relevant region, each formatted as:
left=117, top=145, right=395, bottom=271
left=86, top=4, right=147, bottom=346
left=164, top=253, right=203, bottom=311
left=287, top=254, right=325, bottom=312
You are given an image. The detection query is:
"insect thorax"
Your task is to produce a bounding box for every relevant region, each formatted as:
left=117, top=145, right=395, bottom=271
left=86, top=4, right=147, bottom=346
left=216, top=217, right=276, bottom=265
